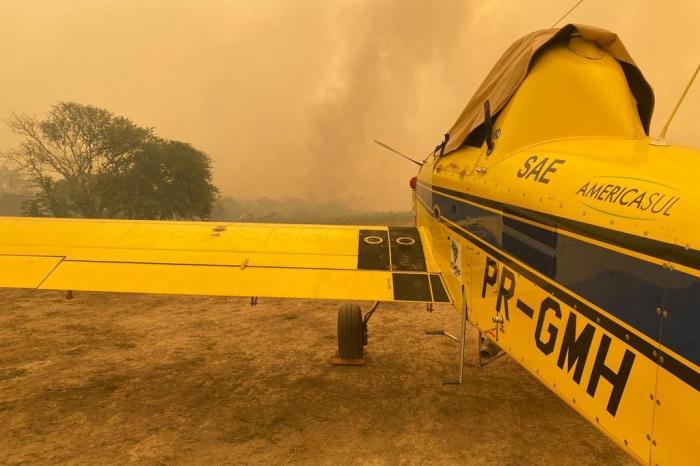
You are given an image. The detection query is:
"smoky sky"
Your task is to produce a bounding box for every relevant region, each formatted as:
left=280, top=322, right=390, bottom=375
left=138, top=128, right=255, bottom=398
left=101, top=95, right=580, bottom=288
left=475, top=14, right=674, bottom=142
left=1, top=0, right=698, bottom=210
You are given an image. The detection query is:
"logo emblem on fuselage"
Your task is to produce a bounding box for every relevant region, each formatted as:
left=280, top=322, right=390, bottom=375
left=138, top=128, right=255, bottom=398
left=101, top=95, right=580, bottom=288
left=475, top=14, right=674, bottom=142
left=575, top=176, right=680, bottom=219
left=450, top=237, right=462, bottom=279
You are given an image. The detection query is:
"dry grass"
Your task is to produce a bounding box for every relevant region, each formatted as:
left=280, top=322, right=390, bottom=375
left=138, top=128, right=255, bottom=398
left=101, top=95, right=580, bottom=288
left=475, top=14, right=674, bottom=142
left=0, top=288, right=634, bottom=465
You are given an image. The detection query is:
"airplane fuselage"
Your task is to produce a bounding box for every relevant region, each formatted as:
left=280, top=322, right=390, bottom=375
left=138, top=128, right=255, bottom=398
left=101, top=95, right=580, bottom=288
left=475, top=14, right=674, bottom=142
left=414, top=38, right=700, bottom=465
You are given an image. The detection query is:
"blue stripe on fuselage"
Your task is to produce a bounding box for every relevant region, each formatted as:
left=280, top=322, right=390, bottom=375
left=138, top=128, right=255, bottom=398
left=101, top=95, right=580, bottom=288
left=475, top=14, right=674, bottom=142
left=416, top=182, right=700, bottom=370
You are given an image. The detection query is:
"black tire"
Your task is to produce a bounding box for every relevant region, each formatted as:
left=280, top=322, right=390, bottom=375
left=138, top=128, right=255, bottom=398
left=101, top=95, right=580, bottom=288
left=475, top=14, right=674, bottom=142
left=337, top=302, right=363, bottom=359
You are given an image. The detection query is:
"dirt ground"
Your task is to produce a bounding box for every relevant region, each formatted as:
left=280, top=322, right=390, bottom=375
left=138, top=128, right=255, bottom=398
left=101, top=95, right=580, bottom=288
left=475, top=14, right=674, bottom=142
left=0, top=288, right=635, bottom=465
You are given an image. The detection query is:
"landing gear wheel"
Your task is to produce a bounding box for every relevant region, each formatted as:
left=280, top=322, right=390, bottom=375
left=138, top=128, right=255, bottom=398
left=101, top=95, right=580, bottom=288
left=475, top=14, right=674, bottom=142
left=337, top=302, right=364, bottom=359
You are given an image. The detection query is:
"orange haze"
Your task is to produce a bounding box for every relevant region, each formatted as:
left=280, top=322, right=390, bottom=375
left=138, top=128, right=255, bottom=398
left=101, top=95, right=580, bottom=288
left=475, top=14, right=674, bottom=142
left=1, top=0, right=698, bottom=210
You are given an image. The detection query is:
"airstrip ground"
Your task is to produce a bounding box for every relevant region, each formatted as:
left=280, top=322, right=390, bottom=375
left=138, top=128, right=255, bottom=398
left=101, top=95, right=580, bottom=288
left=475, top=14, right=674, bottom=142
left=0, top=289, right=634, bottom=465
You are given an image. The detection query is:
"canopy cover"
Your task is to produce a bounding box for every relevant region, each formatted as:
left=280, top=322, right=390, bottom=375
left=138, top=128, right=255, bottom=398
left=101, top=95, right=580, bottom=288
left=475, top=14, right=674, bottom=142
left=442, top=24, right=654, bottom=155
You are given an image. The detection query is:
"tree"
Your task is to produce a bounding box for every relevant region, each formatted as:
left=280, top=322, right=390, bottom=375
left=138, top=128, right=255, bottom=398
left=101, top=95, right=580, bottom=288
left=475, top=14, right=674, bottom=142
left=98, top=139, right=217, bottom=220
left=0, top=164, right=31, bottom=195
left=2, top=102, right=152, bottom=217
left=2, top=102, right=217, bottom=220
left=0, top=164, right=32, bottom=216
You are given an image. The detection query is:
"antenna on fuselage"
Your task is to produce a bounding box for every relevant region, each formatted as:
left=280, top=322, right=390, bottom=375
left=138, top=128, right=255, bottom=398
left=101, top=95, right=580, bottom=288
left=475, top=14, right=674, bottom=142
left=373, top=140, right=423, bottom=167
left=550, top=0, right=585, bottom=28
left=651, top=63, right=700, bottom=147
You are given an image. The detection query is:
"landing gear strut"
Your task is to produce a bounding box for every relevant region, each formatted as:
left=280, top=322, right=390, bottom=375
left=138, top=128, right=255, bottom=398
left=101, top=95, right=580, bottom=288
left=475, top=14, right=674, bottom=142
left=425, top=287, right=468, bottom=384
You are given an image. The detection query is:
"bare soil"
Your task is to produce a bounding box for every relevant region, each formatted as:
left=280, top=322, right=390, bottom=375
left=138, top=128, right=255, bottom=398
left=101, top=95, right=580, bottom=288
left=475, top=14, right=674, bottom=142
left=0, top=289, right=634, bottom=465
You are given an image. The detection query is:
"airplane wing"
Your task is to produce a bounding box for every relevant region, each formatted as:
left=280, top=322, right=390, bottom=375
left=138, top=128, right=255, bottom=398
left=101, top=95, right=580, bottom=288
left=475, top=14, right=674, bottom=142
left=0, top=217, right=450, bottom=303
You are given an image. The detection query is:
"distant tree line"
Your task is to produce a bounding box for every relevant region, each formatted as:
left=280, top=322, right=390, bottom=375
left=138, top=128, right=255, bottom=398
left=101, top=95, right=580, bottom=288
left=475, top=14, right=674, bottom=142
left=211, top=195, right=413, bottom=225
left=0, top=103, right=411, bottom=224
left=0, top=164, right=32, bottom=216
left=1, top=102, right=217, bottom=219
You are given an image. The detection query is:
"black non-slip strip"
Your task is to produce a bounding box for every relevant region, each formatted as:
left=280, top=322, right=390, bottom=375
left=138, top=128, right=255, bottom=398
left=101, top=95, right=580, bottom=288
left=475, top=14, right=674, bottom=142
left=429, top=274, right=450, bottom=303
left=388, top=226, right=427, bottom=272
left=392, top=273, right=432, bottom=302
left=357, top=230, right=390, bottom=271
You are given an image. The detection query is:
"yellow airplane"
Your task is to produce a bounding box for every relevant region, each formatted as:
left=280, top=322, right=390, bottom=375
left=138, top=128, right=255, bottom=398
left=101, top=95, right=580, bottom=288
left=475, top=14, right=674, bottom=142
left=0, top=24, right=697, bottom=465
